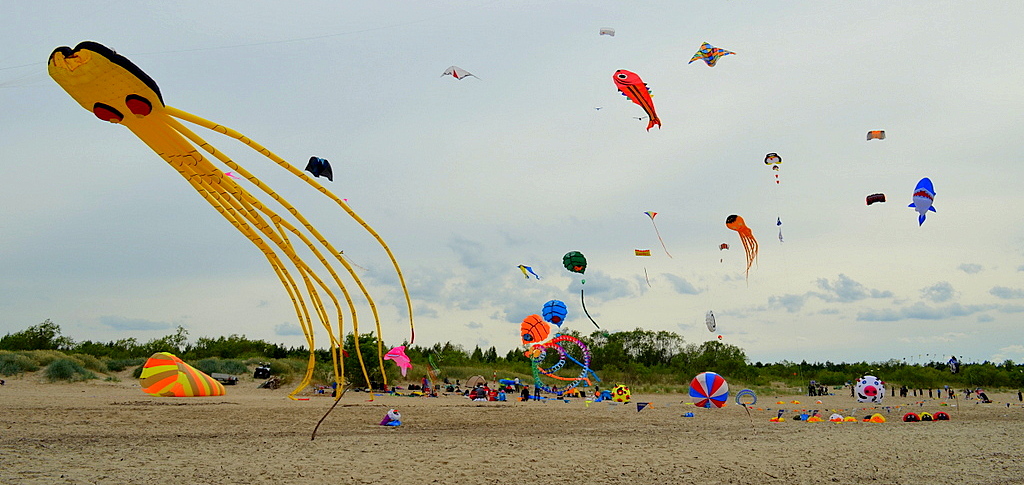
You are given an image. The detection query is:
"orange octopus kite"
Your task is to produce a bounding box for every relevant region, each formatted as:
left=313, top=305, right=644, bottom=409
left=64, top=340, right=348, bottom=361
left=726, top=214, right=758, bottom=280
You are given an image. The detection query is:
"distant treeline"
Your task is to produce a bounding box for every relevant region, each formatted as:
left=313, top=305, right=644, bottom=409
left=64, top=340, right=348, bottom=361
left=2, top=319, right=1022, bottom=390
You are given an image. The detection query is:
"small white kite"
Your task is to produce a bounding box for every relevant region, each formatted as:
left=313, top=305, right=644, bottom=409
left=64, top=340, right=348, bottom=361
left=442, top=66, right=477, bottom=80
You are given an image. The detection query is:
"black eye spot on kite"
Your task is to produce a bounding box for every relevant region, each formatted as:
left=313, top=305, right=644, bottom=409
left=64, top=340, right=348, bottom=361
left=92, top=102, right=123, bottom=123
left=617, top=73, right=628, bottom=79
left=125, top=94, right=152, bottom=116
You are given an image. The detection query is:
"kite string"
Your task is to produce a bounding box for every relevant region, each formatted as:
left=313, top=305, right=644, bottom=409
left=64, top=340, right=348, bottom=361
left=311, top=382, right=353, bottom=441
left=580, top=289, right=601, bottom=329
left=649, top=218, right=672, bottom=258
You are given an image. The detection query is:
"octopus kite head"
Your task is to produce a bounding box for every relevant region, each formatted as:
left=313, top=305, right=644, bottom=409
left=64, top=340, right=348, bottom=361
left=49, top=41, right=165, bottom=124
left=725, top=214, right=745, bottom=230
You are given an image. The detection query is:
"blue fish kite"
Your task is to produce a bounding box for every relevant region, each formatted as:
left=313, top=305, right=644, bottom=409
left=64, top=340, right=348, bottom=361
left=908, top=177, right=936, bottom=225
left=518, top=265, right=541, bottom=279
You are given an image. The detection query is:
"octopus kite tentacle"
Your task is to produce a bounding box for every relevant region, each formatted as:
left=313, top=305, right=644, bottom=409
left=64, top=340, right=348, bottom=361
left=166, top=107, right=416, bottom=345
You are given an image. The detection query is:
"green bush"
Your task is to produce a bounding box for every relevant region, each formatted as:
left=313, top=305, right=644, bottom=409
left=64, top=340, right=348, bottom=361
left=17, top=349, right=66, bottom=367
left=44, top=359, right=96, bottom=382
left=193, top=358, right=248, bottom=376
left=132, top=365, right=144, bottom=379
left=0, top=352, right=40, bottom=375
left=106, top=358, right=145, bottom=372
left=69, top=353, right=109, bottom=373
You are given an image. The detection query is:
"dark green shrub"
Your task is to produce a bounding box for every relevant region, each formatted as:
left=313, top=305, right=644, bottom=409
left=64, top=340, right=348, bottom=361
left=44, top=359, right=96, bottom=382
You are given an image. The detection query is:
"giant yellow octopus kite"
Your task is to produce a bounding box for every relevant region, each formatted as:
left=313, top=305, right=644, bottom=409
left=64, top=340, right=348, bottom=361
left=48, top=41, right=415, bottom=401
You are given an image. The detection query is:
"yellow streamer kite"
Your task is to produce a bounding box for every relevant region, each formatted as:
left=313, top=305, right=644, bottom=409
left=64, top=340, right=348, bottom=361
left=139, top=352, right=226, bottom=397
left=48, top=41, right=415, bottom=401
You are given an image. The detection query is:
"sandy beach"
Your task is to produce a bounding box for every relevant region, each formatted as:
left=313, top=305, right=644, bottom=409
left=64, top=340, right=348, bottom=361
left=2, top=374, right=1023, bottom=485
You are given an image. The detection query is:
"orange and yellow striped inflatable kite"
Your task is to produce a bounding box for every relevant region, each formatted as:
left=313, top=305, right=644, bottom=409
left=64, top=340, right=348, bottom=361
left=139, top=352, right=226, bottom=397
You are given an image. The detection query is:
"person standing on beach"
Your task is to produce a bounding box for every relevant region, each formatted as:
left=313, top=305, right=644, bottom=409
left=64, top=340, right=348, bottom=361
left=533, top=385, right=541, bottom=401
left=1018, top=390, right=1022, bottom=402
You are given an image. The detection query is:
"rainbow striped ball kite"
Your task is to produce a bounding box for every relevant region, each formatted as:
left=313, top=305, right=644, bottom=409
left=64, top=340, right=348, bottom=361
left=689, top=371, right=729, bottom=408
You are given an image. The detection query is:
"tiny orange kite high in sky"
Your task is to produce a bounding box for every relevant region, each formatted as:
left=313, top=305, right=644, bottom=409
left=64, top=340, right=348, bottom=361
left=867, top=130, right=886, bottom=140
left=726, top=214, right=758, bottom=280
left=613, top=70, right=660, bottom=131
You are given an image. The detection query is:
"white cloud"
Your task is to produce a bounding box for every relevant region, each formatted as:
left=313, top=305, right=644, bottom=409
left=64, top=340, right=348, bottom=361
left=859, top=303, right=996, bottom=321
left=921, top=282, right=956, bottom=303
left=100, top=316, right=174, bottom=331
left=274, top=323, right=303, bottom=336
left=990, top=345, right=1024, bottom=363
left=990, top=286, right=1024, bottom=299
left=958, top=263, right=984, bottom=274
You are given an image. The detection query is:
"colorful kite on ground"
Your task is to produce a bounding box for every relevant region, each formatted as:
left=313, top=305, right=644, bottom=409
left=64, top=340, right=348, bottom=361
left=643, top=211, right=672, bottom=258
left=689, top=42, right=735, bottom=67
left=909, top=177, right=936, bottom=225
left=305, top=157, right=333, bottom=181
left=689, top=371, right=729, bottom=408
left=734, top=389, right=757, bottom=406
left=725, top=215, right=758, bottom=280
left=442, top=66, right=476, bottom=80
left=542, top=299, right=568, bottom=326
left=526, top=334, right=598, bottom=393
left=867, top=130, right=886, bottom=140
left=613, top=70, right=660, bottom=131
left=866, top=193, right=886, bottom=205
left=49, top=41, right=415, bottom=401
left=139, top=352, right=226, bottom=397
left=518, top=264, right=541, bottom=279
left=854, top=375, right=885, bottom=404
left=520, top=312, right=599, bottom=393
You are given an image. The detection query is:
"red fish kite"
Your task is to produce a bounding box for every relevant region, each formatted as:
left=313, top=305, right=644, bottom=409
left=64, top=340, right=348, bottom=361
left=613, top=70, right=660, bottom=131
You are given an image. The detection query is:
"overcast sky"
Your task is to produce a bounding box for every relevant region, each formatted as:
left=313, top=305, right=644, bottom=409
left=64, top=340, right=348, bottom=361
left=2, top=1, right=1022, bottom=364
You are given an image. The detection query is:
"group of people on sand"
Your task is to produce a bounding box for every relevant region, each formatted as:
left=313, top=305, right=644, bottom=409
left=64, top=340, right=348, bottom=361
left=465, top=384, right=506, bottom=401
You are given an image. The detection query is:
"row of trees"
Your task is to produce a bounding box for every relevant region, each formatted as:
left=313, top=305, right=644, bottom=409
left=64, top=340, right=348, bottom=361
left=3, top=320, right=1023, bottom=389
